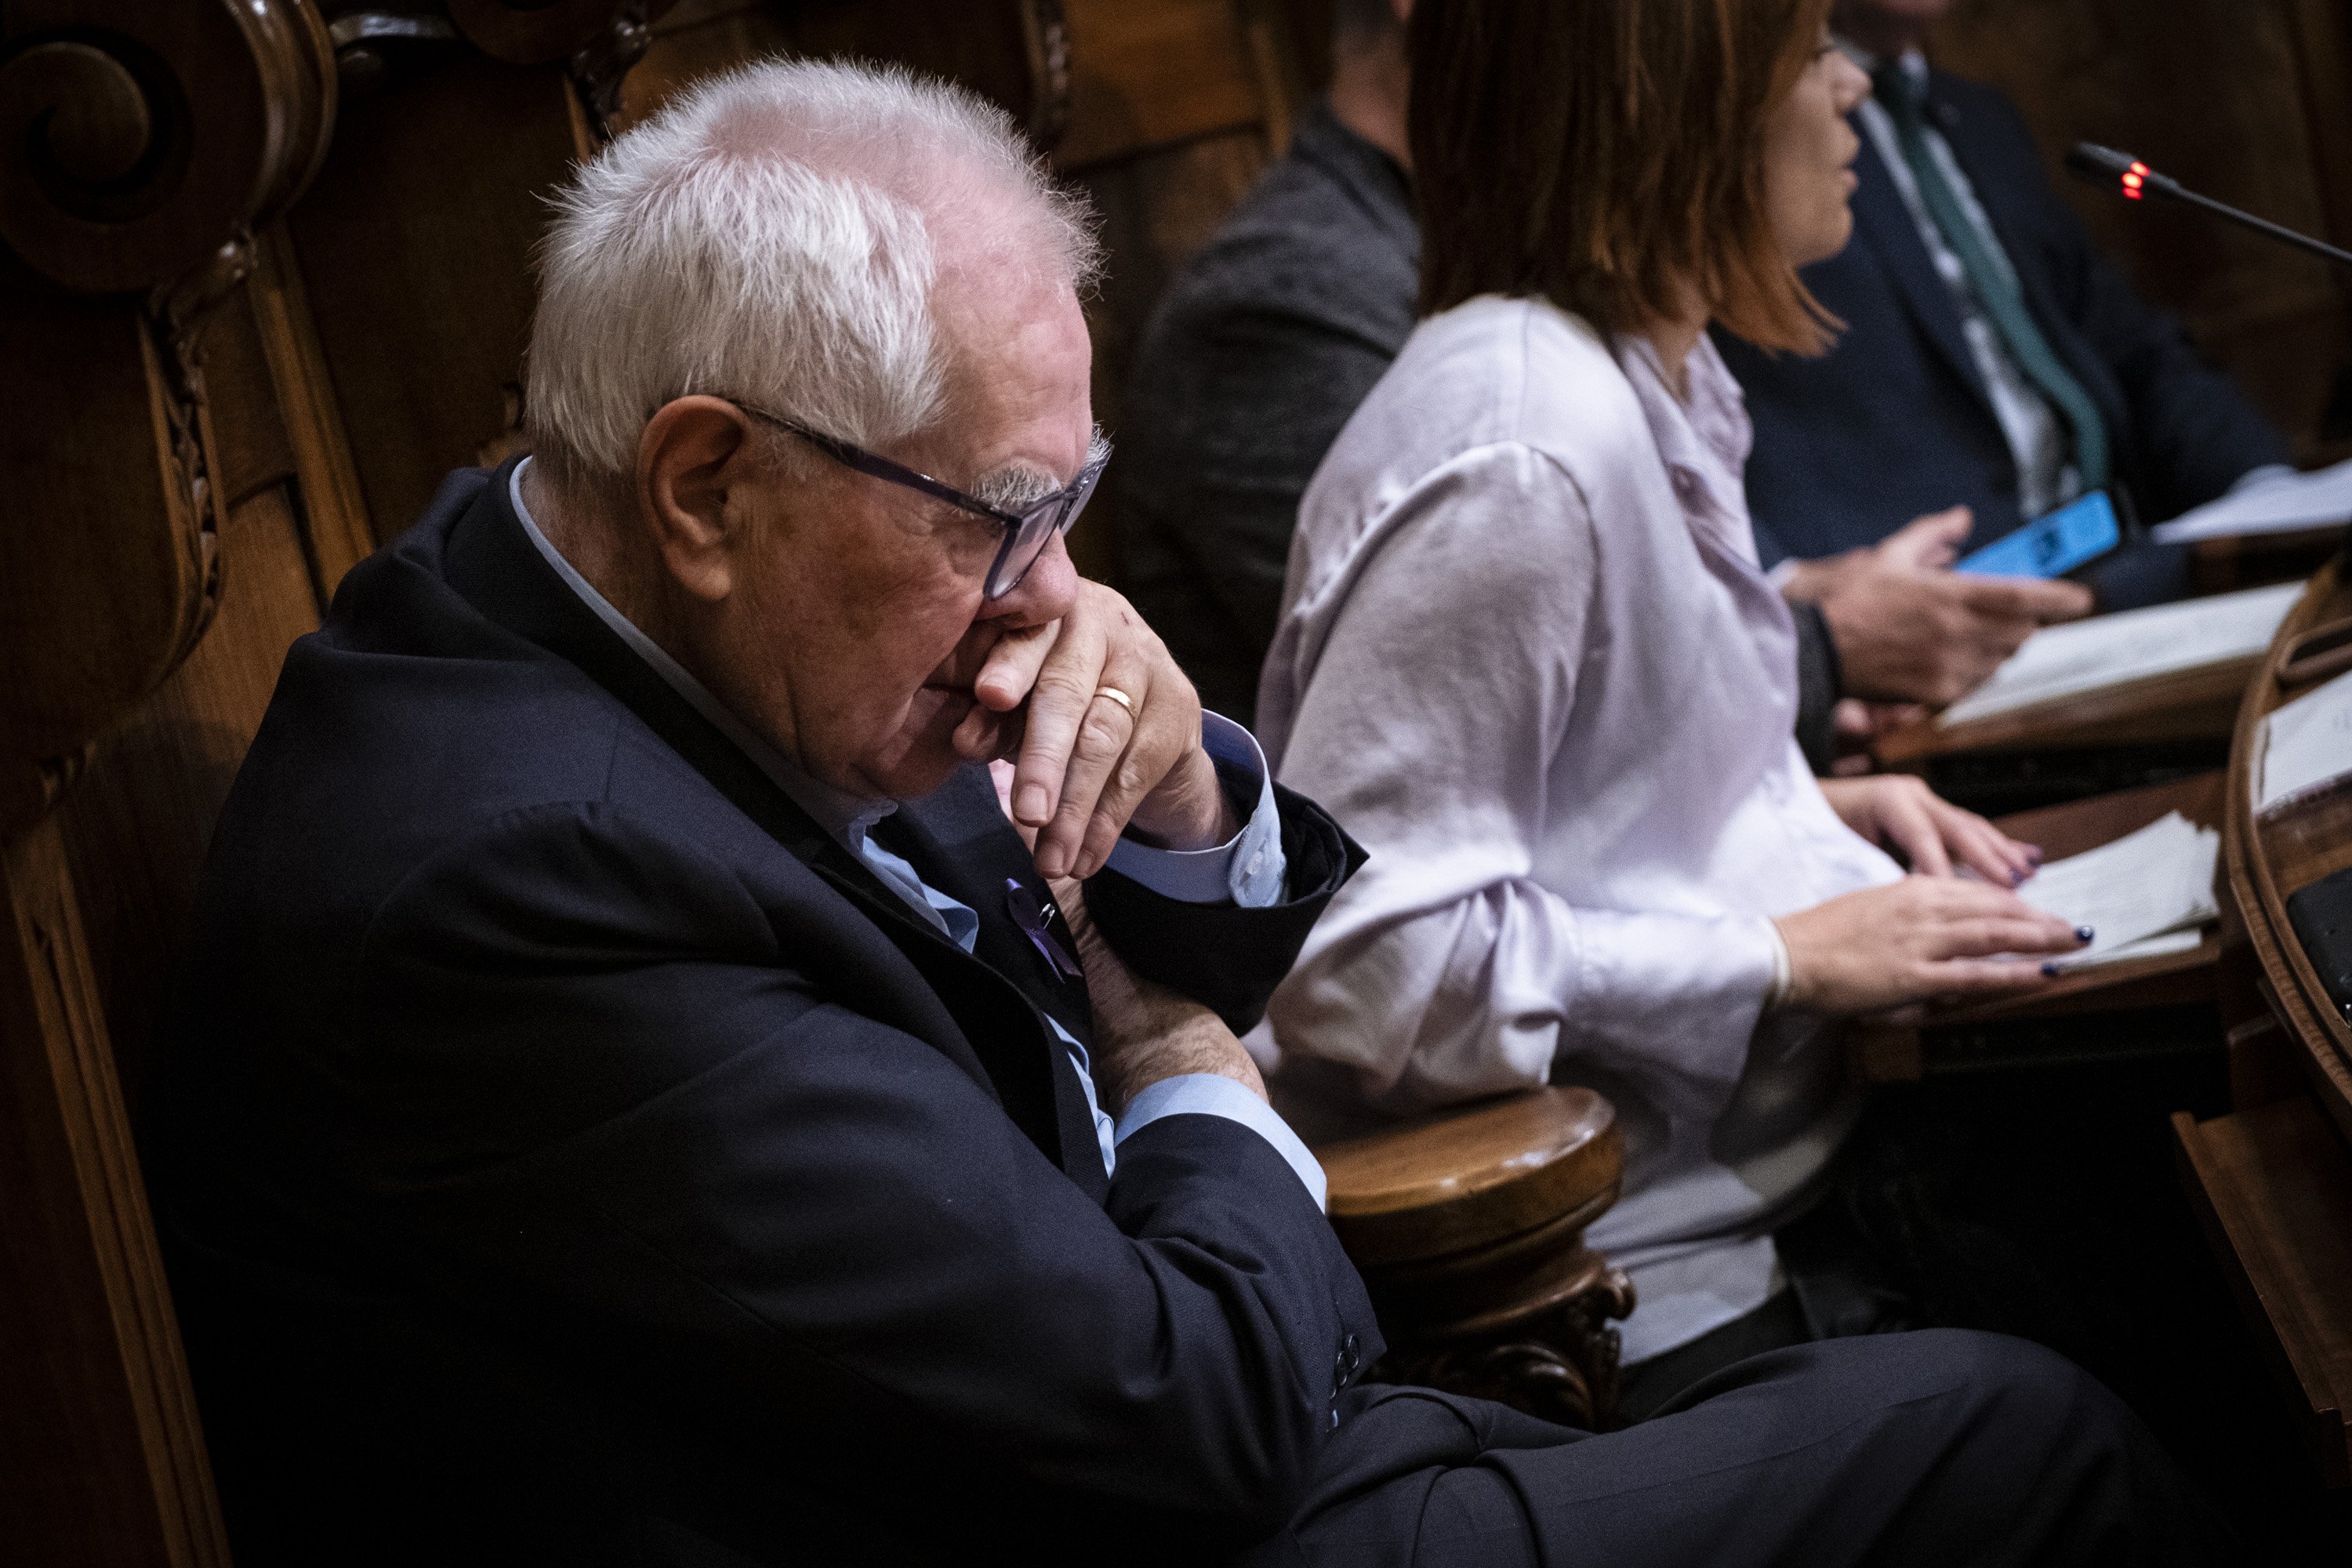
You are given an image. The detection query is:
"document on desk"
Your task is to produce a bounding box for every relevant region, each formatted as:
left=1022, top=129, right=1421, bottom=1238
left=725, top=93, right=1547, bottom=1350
left=2258, top=666, right=2352, bottom=814
left=2151, top=458, right=2352, bottom=544
left=1938, top=581, right=2303, bottom=728
left=2016, top=810, right=2221, bottom=971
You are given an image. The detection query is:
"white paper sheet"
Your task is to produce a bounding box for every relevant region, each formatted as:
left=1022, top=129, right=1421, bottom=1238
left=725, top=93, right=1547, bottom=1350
left=1939, top=581, right=2302, bottom=727
left=2014, top=810, right=2220, bottom=967
left=2152, top=458, right=2352, bottom=544
left=2257, top=666, right=2352, bottom=814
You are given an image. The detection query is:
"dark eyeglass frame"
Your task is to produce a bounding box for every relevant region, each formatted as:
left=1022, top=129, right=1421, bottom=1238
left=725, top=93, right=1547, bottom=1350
left=733, top=402, right=1107, bottom=599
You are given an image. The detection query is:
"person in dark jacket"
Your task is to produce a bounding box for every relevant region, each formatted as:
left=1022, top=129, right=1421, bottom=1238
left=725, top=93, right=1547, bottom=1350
left=1116, top=0, right=2091, bottom=752
left=1713, top=0, right=2295, bottom=605
left=153, top=50, right=2223, bottom=1567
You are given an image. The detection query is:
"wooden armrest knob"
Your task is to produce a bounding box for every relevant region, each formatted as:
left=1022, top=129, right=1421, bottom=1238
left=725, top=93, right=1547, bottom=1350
left=1318, top=1087, right=1622, bottom=1269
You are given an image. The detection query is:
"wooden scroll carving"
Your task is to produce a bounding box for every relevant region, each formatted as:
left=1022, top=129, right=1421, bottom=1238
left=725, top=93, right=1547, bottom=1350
left=0, top=0, right=336, bottom=837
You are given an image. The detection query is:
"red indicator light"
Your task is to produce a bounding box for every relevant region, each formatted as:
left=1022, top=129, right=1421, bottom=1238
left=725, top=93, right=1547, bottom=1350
left=2129, top=162, right=2149, bottom=176
left=2125, top=186, right=2143, bottom=200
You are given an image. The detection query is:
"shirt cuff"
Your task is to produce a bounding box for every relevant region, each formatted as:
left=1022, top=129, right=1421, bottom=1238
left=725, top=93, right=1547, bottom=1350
left=1116, top=1073, right=1328, bottom=1211
left=1102, top=713, right=1287, bottom=907
left=2230, top=463, right=2298, bottom=495
left=1766, top=557, right=1802, bottom=591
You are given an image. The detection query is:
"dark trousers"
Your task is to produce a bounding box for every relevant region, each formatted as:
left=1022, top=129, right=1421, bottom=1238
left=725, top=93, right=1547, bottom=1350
left=1272, top=1330, right=2230, bottom=1566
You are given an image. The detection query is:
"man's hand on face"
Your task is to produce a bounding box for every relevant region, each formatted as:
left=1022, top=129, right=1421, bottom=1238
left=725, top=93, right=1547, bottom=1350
left=954, top=579, right=1236, bottom=880
left=1780, top=507, right=2095, bottom=708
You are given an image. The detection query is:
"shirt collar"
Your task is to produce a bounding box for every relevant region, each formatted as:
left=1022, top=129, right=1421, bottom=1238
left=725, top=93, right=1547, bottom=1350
left=1613, top=333, right=1758, bottom=561
left=506, top=456, right=894, bottom=847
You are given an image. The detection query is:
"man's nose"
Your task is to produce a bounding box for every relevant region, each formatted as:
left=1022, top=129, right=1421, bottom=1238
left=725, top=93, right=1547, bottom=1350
left=986, top=529, right=1080, bottom=626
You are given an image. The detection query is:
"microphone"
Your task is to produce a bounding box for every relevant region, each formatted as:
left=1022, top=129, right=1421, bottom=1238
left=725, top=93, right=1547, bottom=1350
left=2066, top=143, right=2352, bottom=269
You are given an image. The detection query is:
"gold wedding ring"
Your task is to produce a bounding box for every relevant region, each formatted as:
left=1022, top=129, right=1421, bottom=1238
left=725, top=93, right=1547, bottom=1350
left=1092, top=685, right=1135, bottom=715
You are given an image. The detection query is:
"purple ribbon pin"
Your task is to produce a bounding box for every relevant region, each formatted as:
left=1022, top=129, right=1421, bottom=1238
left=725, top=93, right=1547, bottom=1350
left=1005, top=878, right=1083, bottom=982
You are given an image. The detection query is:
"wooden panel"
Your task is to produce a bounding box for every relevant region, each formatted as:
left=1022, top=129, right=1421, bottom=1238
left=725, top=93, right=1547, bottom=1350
left=287, top=55, right=583, bottom=546
left=1056, top=0, right=1265, bottom=169
left=57, top=481, right=325, bottom=1112
left=0, top=820, right=227, bottom=1567
left=246, top=221, right=376, bottom=588
left=0, top=256, right=209, bottom=800
left=2174, top=1098, right=2352, bottom=1486
left=1930, top=0, right=2352, bottom=464
left=2285, top=0, right=2352, bottom=256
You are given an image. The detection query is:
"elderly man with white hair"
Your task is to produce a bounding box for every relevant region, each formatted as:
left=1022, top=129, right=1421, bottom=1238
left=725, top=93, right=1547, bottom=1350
left=154, top=58, right=2223, bottom=1568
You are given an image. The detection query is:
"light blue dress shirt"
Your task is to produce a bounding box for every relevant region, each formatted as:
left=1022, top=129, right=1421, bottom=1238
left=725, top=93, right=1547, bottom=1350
left=509, top=459, right=1325, bottom=1207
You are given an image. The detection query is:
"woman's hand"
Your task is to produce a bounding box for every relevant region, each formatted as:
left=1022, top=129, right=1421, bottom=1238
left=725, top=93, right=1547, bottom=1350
left=1819, top=774, right=2040, bottom=886
left=1773, top=877, right=2089, bottom=1014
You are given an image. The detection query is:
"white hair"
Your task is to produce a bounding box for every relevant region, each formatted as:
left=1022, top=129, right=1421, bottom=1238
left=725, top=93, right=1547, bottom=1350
left=524, top=58, right=1100, bottom=490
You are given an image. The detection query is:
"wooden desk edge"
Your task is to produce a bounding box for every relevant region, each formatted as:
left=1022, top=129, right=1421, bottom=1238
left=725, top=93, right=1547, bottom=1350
left=2225, top=563, right=2352, bottom=1147
left=2171, top=1102, right=2352, bottom=1489
left=1877, top=657, right=2256, bottom=766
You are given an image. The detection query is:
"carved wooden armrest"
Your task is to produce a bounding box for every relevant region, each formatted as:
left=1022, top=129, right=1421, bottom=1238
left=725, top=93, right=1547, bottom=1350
left=1318, top=1087, right=1635, bottom=1430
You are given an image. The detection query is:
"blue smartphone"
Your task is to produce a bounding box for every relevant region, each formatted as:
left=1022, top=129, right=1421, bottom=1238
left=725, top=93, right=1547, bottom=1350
left=1957, top=490, right=2121, bottom=579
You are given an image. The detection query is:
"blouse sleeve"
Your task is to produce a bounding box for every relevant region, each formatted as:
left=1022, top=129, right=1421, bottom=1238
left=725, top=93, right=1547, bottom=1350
left=1267, top=441, right=1777, bottom=1108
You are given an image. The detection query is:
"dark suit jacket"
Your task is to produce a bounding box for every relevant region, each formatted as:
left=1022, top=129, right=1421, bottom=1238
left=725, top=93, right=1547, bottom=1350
left=1715, top=70, right=2289, bottom=579
left=153, top=460, right=1379, bottom=1566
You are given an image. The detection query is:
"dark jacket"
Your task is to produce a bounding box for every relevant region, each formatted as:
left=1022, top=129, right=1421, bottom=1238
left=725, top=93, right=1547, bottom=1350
left=1715, top=69, right=2290, bottom=574
left=1118, top=104, right=1421, bottom=729
left=153, top=460, right=1378, bottom=1566
left=1120, top=103, right=1845, bottom=765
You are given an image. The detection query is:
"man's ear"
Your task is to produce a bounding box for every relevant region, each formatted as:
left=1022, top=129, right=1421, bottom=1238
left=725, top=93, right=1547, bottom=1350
left=635, top=396, right=758, bottom=604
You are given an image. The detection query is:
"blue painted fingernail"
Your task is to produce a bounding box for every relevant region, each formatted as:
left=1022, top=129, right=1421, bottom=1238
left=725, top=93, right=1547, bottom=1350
left=2075, top=926, right=2094, bottom=944
left=2041, top=961, right=2062, bottom=977
left=2009, top=869, right=2026, bottom=887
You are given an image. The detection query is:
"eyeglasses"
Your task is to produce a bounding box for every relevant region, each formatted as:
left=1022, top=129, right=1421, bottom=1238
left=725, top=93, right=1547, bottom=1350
left=733, top=403, right=1108, bottom=599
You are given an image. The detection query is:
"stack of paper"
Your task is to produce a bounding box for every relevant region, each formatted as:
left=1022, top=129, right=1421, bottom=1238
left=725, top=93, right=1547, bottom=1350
left=2015, top=810, right=2221, bottom=971
left=1939, top=581, right=2303, bottom=727
left=2258, top=666, right=2352, bottom=815
left=2151, top=459, right=2352, bottom=544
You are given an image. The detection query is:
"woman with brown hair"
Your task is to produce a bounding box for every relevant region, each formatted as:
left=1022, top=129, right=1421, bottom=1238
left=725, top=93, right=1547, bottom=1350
left=1237, top=9, right=2228, bottom=1554
left=1256, top=0, right=2096, bottom=1398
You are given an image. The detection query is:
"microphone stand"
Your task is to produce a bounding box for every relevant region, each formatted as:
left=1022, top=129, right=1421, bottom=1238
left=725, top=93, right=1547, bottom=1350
left=2065, top=143, right=2352, bottom=270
